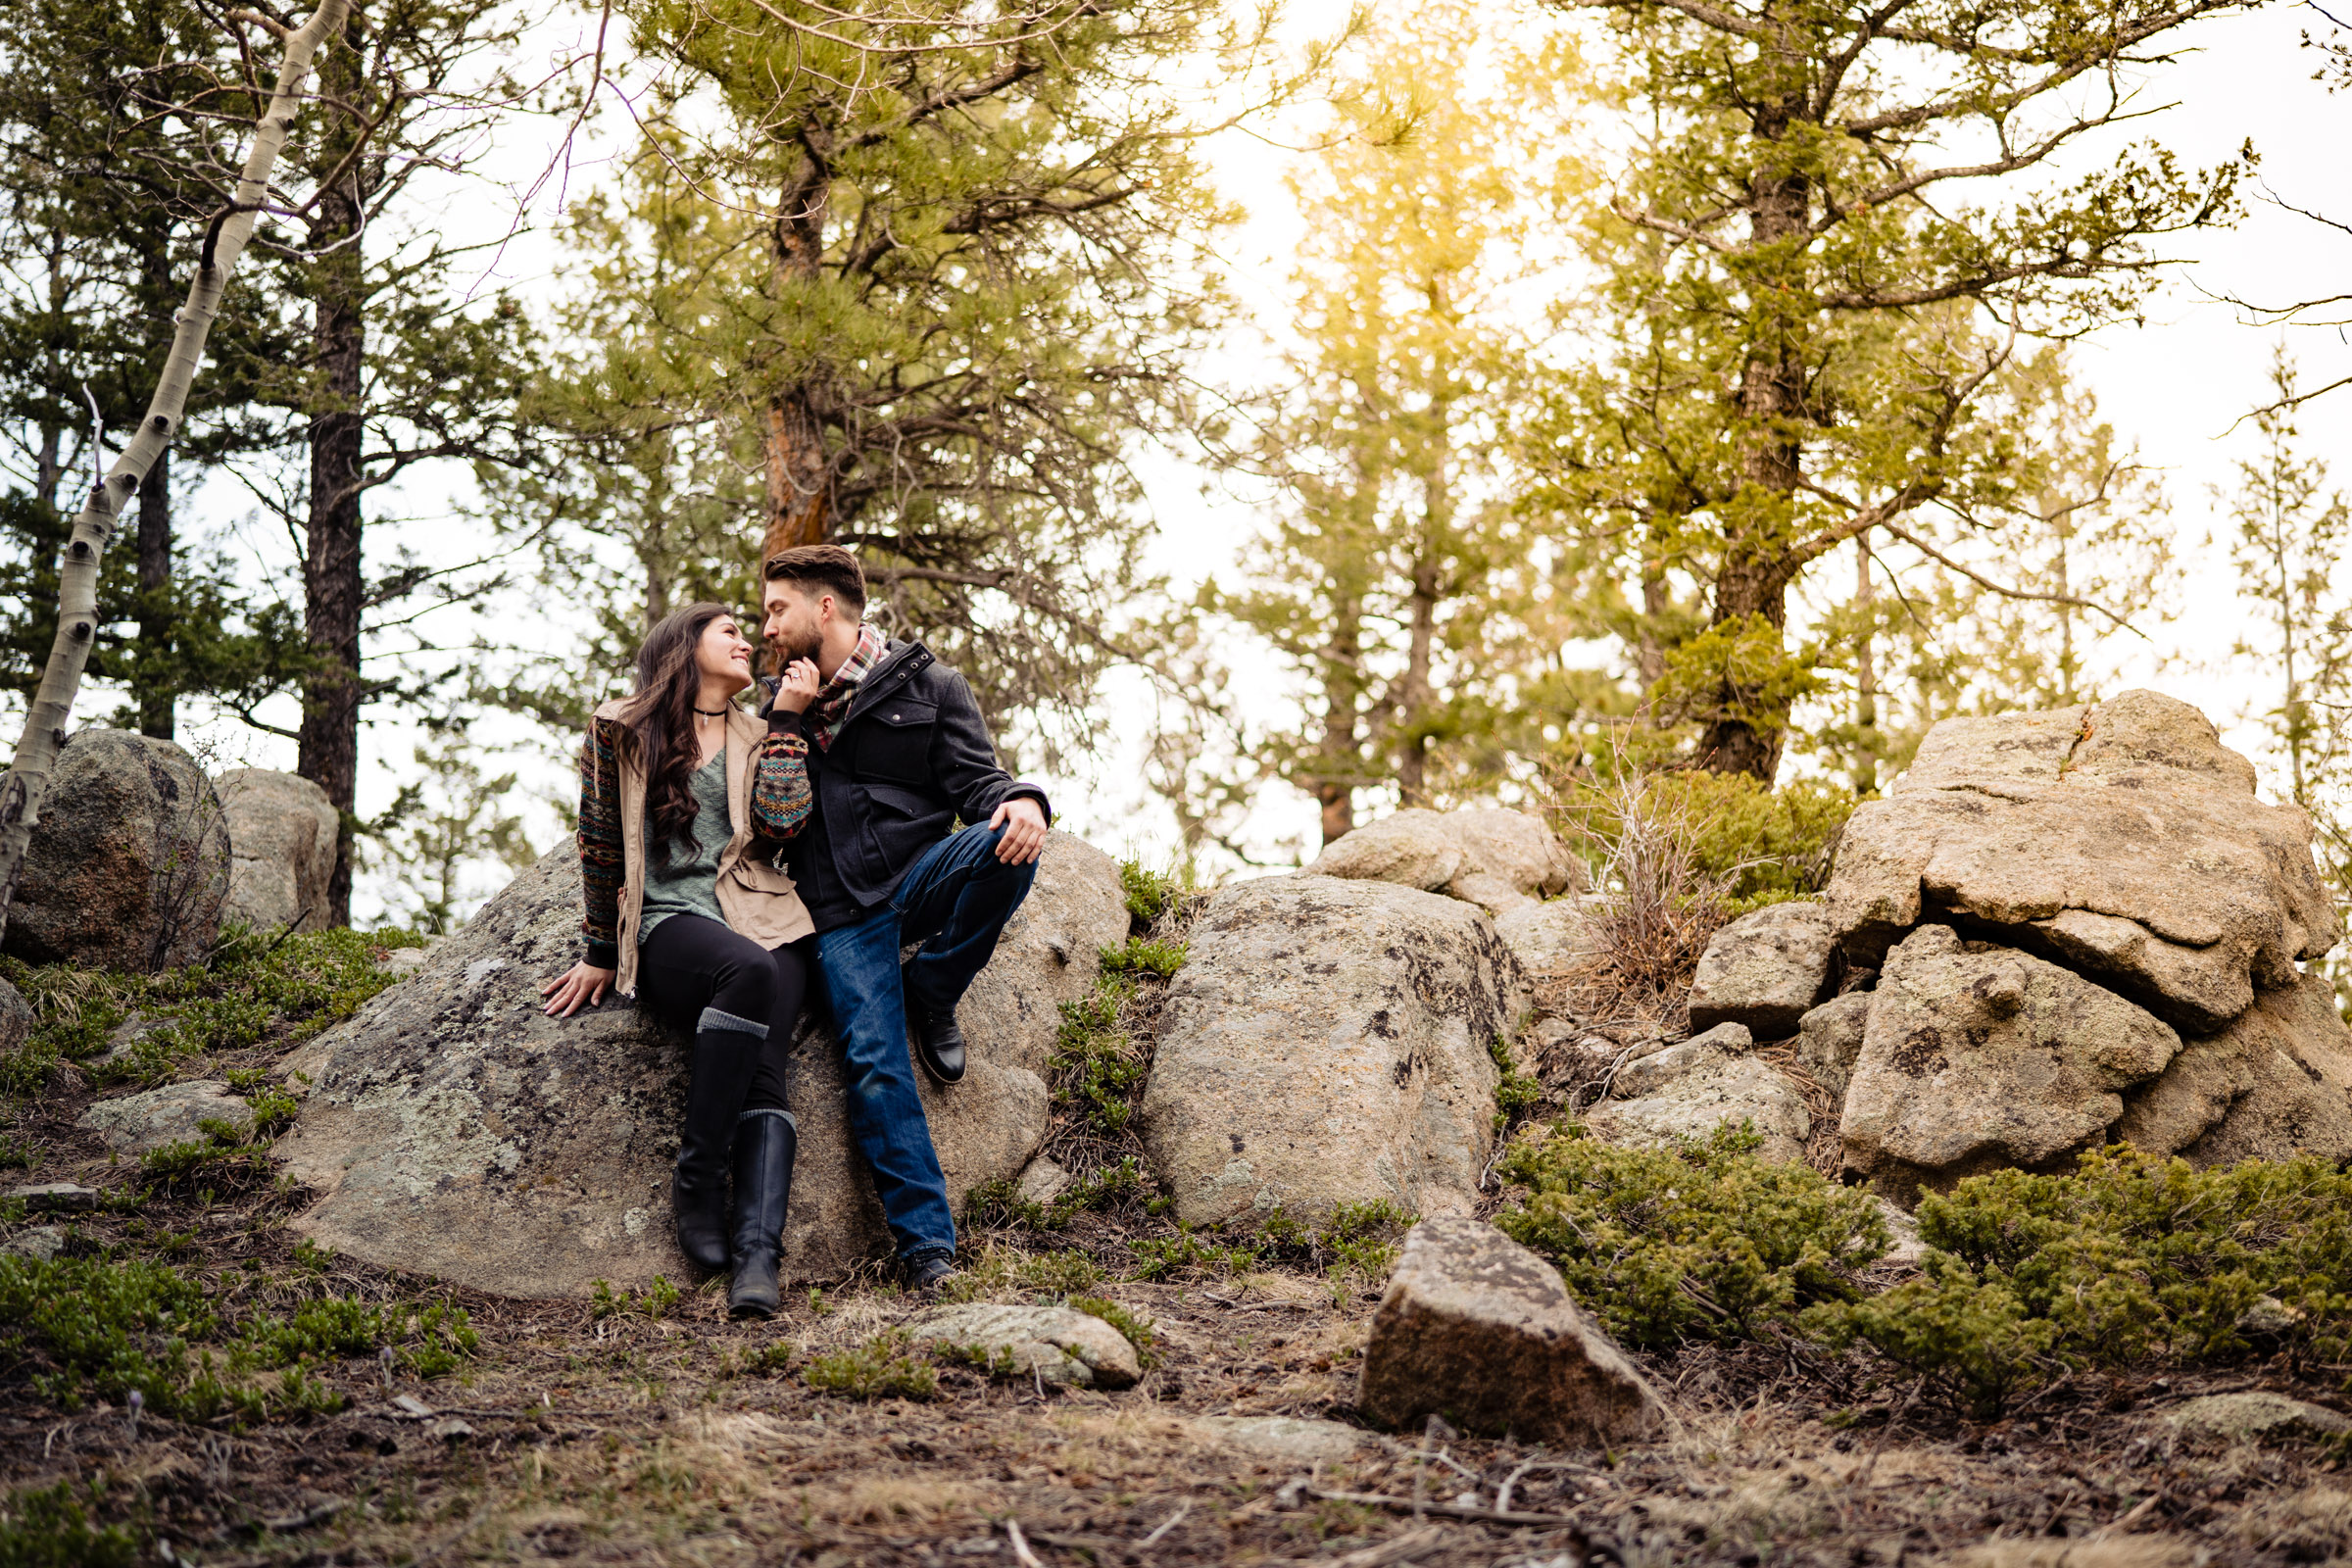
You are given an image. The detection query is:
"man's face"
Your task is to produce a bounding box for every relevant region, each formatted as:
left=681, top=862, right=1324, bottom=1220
left=762, top=581, right=823, bottom=666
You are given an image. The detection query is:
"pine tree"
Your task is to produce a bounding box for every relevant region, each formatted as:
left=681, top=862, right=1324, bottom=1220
left=1526, top=0, right=2248, bottom=778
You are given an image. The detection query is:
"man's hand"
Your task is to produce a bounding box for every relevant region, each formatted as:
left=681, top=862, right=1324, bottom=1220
left=989, top=796, right=1049, bottom=864
left=767, top=659, right=820, bottom=715
left=541, top=961, right=615, bottom=1017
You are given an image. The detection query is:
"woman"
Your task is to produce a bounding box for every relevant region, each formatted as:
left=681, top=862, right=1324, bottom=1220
left=540, top=602, right=823, bottom=1319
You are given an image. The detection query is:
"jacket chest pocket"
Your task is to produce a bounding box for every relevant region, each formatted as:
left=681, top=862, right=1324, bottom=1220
left=854, top=700, right=936, bottom=785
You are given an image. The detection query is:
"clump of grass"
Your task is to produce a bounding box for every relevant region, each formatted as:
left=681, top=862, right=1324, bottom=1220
left=0, top=927, right=428, bottom=1102
left=743, top=1341, right=797, bottom=1375
left=137, top=1117, right=274, bottom=1198
left=966, top=1156, right=1154, bottom=1235
left=1118, top=860, right=1190, bottom=926
left=1806, top=1147, right=2352, bottom=1419
left=0, top=1254, right=476, bottom=1421
left=804, top=1330, right=938, bottom=1400
left=1071, top=1296, right=1158, bottom=1367
left=1126, top=1200, right=1411, bottom=1284
left=588, top=1276, right=680, bottom=1321
left=1490, top=1034, right=1544, bottom=1134
left=1497, top=1120, right=1889, bottom=1351
left=932, top=1340, right=1020, bottom=1377
left=0, top=1478, right=142, bottom=1568
left=1550, top=772, right=1734, bottom=1030
left=1101, top=937, right=1187, bottom=979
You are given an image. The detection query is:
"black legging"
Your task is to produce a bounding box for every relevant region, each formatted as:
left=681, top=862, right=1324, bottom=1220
left=637, top=915, right=810, bottom=1112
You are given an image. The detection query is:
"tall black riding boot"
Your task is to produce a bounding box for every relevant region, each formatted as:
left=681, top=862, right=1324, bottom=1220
left=674, top=1008, right=765, bottom=1273
left=728, top=1108, right=797, bottom=1319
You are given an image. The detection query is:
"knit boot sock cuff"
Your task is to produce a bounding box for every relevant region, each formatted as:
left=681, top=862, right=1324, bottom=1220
left=738, top=1105, right=798, bottom=1132
left=698, top=1006, right=770, bottom=1040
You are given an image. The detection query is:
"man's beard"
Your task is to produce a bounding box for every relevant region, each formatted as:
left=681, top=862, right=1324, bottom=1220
left=772, top=630, right=822, bottom=668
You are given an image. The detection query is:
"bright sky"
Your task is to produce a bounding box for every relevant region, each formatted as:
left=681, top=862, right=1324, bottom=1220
left=115, top=0, right=2352, bottom=922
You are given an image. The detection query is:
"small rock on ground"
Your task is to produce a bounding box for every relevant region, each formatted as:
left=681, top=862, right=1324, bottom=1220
left=2, top=1225, right=66, bottom=1260
left=1013, top=1156, right=1072, bottom=1207
left=1611, top=1022, right=1750, bottom=1100
left=77, top=1080, right=248, bottom=1155
left=2164, top=1392, right=2352, bottom=1443
left=1358, top=1216, right=1666, bottom=1446
left=6, top=1183, right=98, bottom=1212
left=1192, top=1415, right=1375, bottom=1463
left=1687, top=902, right=1837, bottom=1038
left=902, top=1303, right=1141, bottom=1389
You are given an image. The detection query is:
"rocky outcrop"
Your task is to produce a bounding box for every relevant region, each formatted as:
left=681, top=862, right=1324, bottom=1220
left=1141, top=876, right=1524, bottom=1226
left=1826, top=692, right=2336, bottom=1034
left=1358, top=1217, right=1666, bottom=1446
left=1306, top=808, right=1583, bottom=913
left=1839, top=926, right=2180, bottom=1199
left=79, top=1081, right=249, bottom=1154
left=2155, top=972, right=2352, bottom=1168
left=217, top=769, right=339, bottom=935
left=1494, top=899, right=1589, bottom=978
left=902, top=1303, right=1141, bottom=1389
left=1610, top=1022, right=1749, bottom=1100
left=1688, top=902, right=1836, bottom=1037
left=276, top=834, right=1123, bottom=1298
left=3, top=729, right=229, bottom=972
left=1589, top=1051, right=1812, bottom=1166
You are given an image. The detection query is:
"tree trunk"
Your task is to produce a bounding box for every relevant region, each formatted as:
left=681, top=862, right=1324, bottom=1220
left=1314, top=598, right=1364, bottom=847
left=1396, top=554, right=1439, bottom=807
left=297, top=23, right=368, bottom=926
left=1698, top=127, right=1810, bottom=782
left=759, top=156, right=832, bottom=564
left=136, top=449, right=173, bottom=738
left=0, top=0, right=356, bottom=942
left=1852, top=532, right=1877, bottom=795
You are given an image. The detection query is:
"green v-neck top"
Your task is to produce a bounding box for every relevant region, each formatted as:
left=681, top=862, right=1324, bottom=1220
left=638, top=749, right=731, bottom=942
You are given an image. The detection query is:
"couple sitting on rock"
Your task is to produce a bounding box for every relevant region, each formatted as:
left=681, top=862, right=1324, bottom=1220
left=538, top=545, right=1051, bottom=1318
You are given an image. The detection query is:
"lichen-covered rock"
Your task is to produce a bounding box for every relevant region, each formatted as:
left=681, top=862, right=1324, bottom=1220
left=1826, top=692, right=2337, bottom=1033
left=2164, top=1392, right=2352, bottom=1443
left=1140, top=876, right=1523, bottom=1226
left=3, top=728, right=229, bottom=972
left=1610, top=1022, right=1750, bottom=1100
left=78, top=1080, right=248, bottom=1154
left=902, top=1302, right=1141, bottom=1389
left=1792, top=993, right=1872, bottom=1100
left=1306, top=808, right=1583, bottom=913
left=1687, top=902, right=1836, bottom=1037
left=1839, top=926, right=2179, bottom=1200
left=1494, top=899, right=1589, bottom=978
left=1192, top=1414, right=1376, bottom=1463
left=2142, top=971, right=2352, bottom=1168
left=1359, top=1217, right=1666, bottom=1446
left=1587, top=1053, right=1812, bottom=1165
left=217, top=768, right=339, bottom=935
left=277, top=836, right=1117, bottom=1298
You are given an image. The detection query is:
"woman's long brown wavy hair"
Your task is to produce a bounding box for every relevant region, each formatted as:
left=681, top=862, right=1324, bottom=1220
left=618, top=601, right=739, bottom=866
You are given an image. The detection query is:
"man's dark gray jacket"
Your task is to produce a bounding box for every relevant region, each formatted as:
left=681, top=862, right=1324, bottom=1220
left=763, top=639, right=1050, bottom=932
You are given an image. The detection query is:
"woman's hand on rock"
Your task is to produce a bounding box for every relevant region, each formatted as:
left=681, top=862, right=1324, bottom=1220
left=768, top=659, right=820, bottom=715
left=541, top=961, right=614, bottom=1017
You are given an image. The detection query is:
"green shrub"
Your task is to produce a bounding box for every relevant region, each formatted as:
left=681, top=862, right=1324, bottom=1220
left=1072, top=1296, right=1159, bottom=1367
left=0, top=1479, right=141, bottom=1568
left=1118, top=860, right=1188, bottom=925
left=1051, top=978, right=1149, bottom=1138
left=1127, top=1226, right=1260, bottom=1282
left=1126, top=1200, right=1412, bottom=1282
left=1804, top=1147, right=2352, bottom=1418
left=1496, top=1122, right=1888, bottom=1350
left=1564, top=772, right=1854, bottom=906
left=804, top=1330, right=938, bottom=1400
left=1489, top=1035, right=1544, bottom=1133
left=1016, top=1250, right=1104, bottom=1294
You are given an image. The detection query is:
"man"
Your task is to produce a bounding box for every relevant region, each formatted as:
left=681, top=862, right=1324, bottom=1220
left=759, top=544, right=1050, bottom=1291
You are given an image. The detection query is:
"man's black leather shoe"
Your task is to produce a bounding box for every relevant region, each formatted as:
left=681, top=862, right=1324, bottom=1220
left=904, top=1252, right=959, bottom=1294
left=903, top=968, right=967, bottom=1085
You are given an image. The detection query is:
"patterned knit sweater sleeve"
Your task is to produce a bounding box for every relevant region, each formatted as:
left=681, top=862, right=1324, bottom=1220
left=750, top=711, right=813, bottom=841
left=576, top=717, right=624, bottom=969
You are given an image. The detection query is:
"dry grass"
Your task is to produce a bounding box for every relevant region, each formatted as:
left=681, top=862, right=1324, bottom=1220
left=1552, top=771, right=1735, bottom=1038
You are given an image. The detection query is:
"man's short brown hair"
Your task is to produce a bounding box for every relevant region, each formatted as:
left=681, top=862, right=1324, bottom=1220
left=762, top=543, right=866, bottom=612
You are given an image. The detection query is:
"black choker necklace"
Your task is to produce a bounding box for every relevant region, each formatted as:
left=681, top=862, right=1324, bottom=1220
left=693, top=705, right=731, bottom=717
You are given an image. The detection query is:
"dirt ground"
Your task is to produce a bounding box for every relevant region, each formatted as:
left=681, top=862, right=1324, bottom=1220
left=12, top=1133, right=2352, bottom=1568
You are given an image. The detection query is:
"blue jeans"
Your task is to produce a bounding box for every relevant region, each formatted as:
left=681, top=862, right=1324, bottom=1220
left=813, top=822, right=1040, bottom=1261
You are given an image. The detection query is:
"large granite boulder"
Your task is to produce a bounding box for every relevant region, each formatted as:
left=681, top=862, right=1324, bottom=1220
left=79, top=1080, right=249, bottom=1154
left=1140, top=875, right=1524, bottom=1226
left=1839, top=925, right=2180, bottom=1200
left=3, top=728, right=229, bottom=972
left=275, top=833, right=1125, bottom=1297
left=2118, top=971, right=2352, bottom=1166
left=1826, top=692, right=2336, bottom=1033
left=1307, top=808, right=1583, bottom=913
left=1359, top=1217, right=1666, bottom=1446
left=217, top=769, right=339, bottom=934
left=1687, top=902, right=1836, bottom=1037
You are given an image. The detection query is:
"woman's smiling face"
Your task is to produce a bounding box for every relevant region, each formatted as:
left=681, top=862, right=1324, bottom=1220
left=696, top=613, right=756, bottom=694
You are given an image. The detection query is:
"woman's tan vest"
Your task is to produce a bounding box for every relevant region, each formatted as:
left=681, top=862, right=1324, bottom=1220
left=592, top=700, right=815, bottom=997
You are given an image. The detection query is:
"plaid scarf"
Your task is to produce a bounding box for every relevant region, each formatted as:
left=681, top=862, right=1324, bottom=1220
left=808, top=623, right=890, bottom=752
